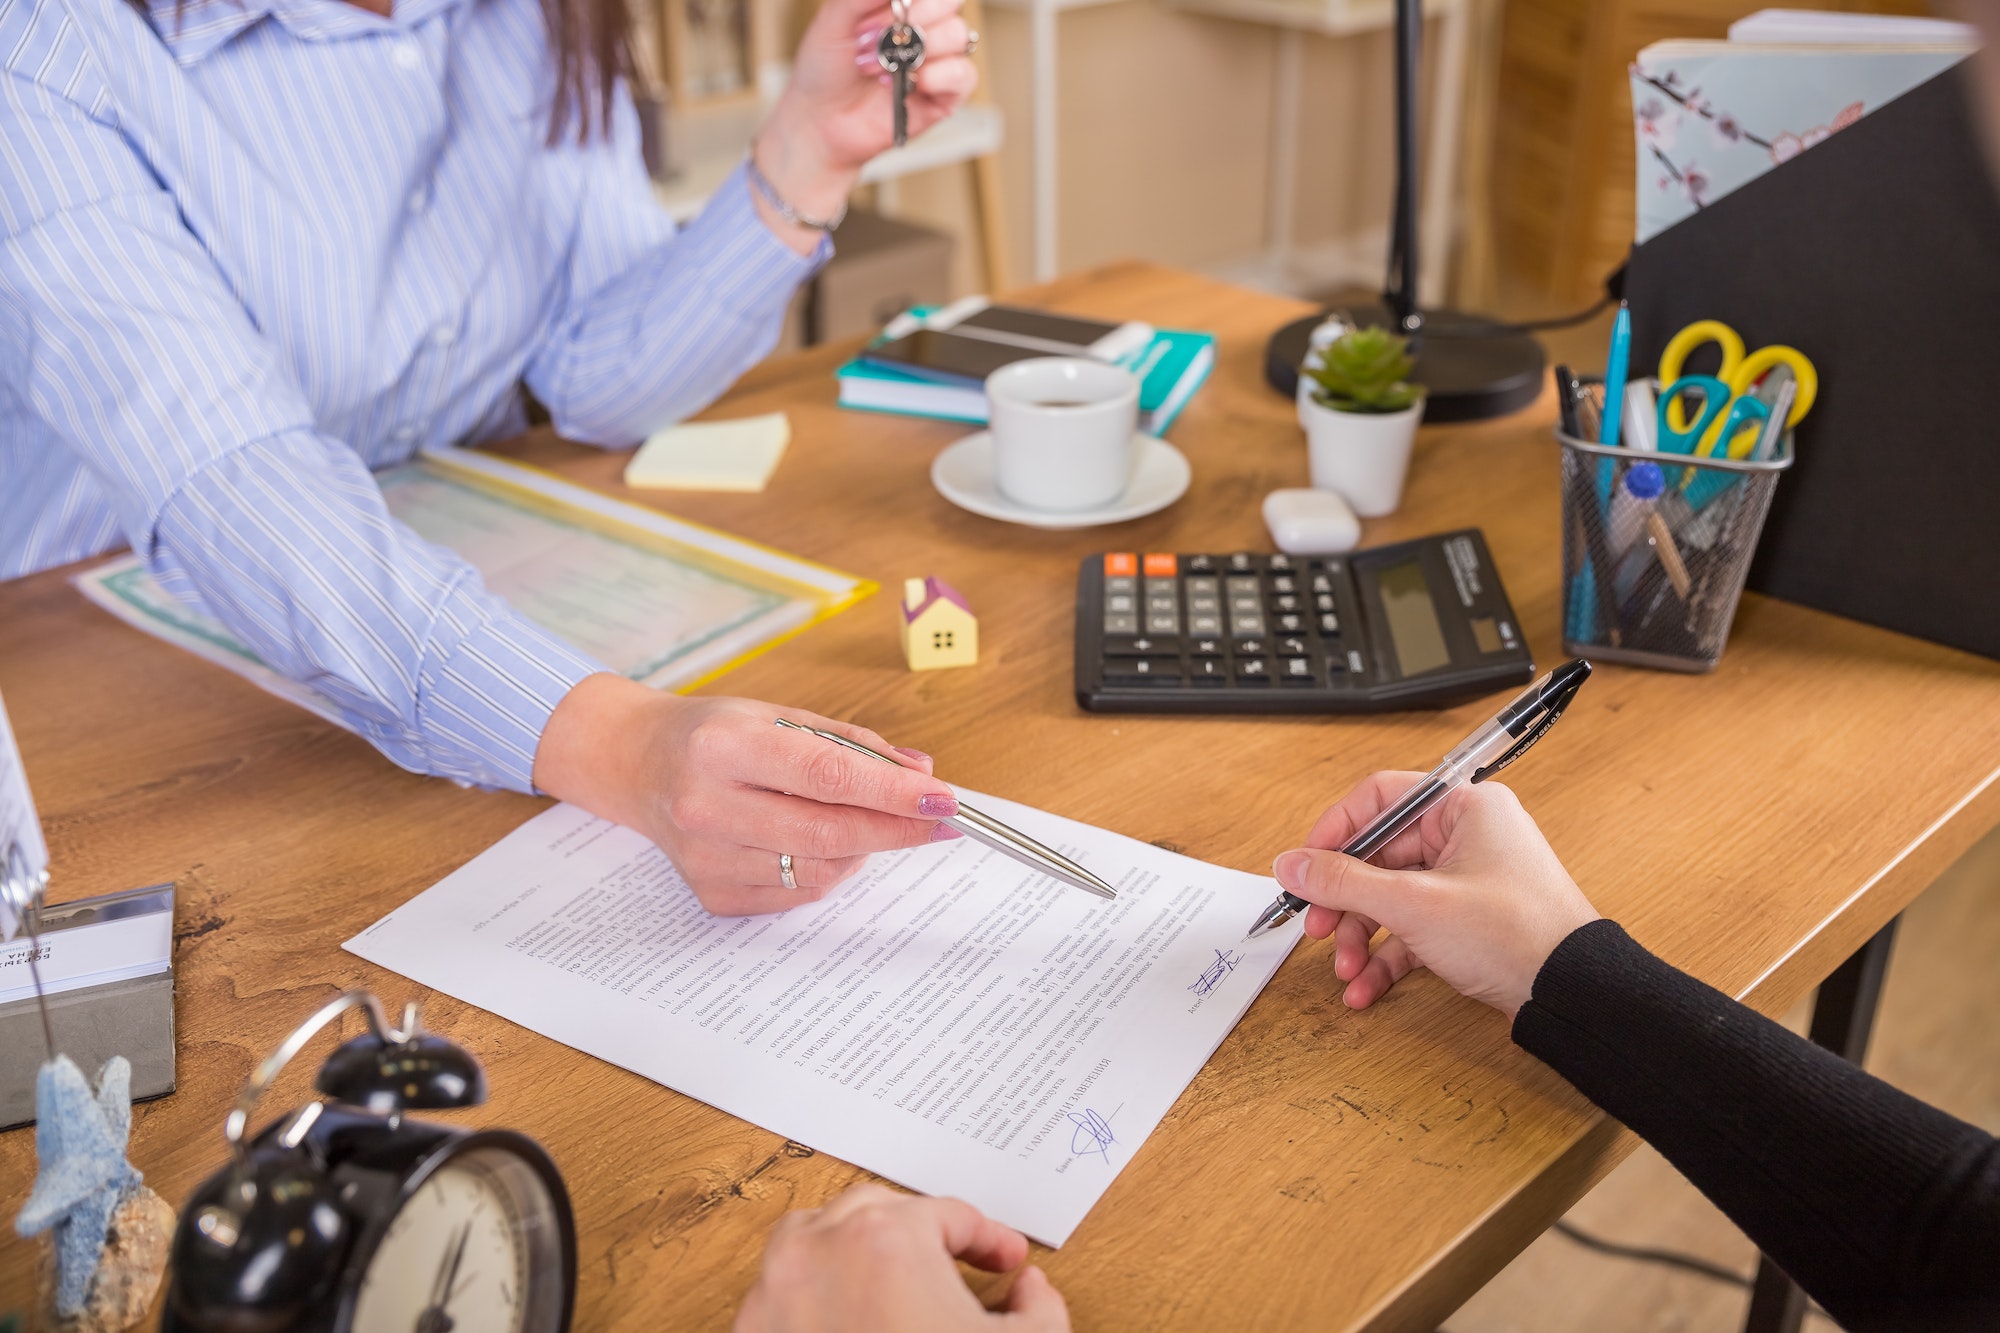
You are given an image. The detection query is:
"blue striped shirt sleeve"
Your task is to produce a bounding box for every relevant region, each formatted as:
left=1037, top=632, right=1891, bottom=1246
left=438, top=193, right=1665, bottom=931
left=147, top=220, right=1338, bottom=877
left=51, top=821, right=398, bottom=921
left=0, top=66, right=601, bottom=791
left=525, top=91, right=829, bottom=445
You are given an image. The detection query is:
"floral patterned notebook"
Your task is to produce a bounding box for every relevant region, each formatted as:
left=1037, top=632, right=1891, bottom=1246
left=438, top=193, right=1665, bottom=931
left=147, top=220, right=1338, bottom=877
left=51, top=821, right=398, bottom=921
left=1631, top=38, right=1971, bottom=244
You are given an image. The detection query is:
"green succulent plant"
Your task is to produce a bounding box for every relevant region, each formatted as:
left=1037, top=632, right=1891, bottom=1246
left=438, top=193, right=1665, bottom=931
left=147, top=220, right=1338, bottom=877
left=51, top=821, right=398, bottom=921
left=1306, top=325, right=1422, bottom=414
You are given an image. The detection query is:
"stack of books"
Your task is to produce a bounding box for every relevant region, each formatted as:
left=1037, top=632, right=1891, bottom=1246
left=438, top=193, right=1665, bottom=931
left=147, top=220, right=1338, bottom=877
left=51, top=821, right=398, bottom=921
left=835, top=306, right=1217, bottom=436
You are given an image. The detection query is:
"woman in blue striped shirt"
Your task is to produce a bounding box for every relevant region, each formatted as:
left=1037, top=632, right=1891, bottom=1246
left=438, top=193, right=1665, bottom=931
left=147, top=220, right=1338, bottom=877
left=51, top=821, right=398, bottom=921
left=0, top=0, right=976, bottom=911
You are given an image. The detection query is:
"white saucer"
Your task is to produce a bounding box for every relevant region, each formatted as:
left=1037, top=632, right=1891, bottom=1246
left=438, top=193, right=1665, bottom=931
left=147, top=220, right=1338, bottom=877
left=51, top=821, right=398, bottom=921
left=930, top=432, right=1191, bottom=530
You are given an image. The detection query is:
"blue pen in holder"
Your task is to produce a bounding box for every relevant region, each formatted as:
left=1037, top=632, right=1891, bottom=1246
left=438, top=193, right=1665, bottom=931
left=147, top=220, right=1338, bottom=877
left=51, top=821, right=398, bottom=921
left=1558, top=378, right=1793, bottom=672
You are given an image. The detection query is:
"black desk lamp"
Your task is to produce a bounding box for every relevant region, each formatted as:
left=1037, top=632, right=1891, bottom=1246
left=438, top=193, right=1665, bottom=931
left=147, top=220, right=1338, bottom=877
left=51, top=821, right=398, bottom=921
left=1264, top=0, right=1545, bottom=422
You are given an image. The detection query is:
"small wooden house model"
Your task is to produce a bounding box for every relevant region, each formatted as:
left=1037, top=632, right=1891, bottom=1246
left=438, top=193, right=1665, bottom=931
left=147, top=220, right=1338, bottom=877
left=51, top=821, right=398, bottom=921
left=901, top=577, right=978, bottom=671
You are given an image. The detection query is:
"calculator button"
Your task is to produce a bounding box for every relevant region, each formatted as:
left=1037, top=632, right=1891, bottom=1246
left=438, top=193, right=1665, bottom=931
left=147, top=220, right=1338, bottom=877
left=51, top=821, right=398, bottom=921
left=1224, top=575, right=1260, bottom=596
left=1102, top=637, right=1151, bottom=656
left=1325, top=655, right=1347, bottom=676
left=1274, top=614, right=1303, bottom=633
left=1270, top=594, right=1299, bottom=612
left=1232, top=638, right=1267, bottom=657
left=1145, top=612, right=1180, bottom=635
left=1277, top=636, right=1308, bottom=656
left=1105, top=553, right=1138, bottom=577
left=1190, top=638, right=1224, bottom=656
left=1103, top=613, right=1138, bottom=635
left=1143, top=553, right=1178, bottom=577
left=1270, top=575, right=1296, bottom=593
left=1228, top=595, right=1260, bottom=617
left=1189, top=614, right=1223, bottom=634
left=1104, top=657, right=1182, bottom=685
left=1107, top=593, right=1136, bottom=614
left=1189, top=658, right=1227, bottom=684
left=1268, top=554, right=1293, bottom=570
left=1187, top=596, right=1222, bottom=618
left=1316, top=594, right=1336, bottom=613
left=1228, top=553, right=1255, bottom=571
left=1311, top=574, right=1334, bottom=594
left=1185, top=554, right=1215, bottom=572
left=1185, top=576, right=1219, bottom=596
left=1105, top=575, right=1136, bottom=596
left=1231, top=615, right=1266, bottom=637
left=1279, top=656, right=1315, bottom=683
left=1234, top=657, right=1272, bottom=682
left=1318, top=613, right=1341, bottom=635
left=1346, top=649, right=1366, bottom=675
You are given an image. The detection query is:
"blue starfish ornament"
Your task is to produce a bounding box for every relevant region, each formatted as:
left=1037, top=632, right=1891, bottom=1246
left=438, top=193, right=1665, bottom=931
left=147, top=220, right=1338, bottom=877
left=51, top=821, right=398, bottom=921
left=14, top=1055, right=144, bottom=1317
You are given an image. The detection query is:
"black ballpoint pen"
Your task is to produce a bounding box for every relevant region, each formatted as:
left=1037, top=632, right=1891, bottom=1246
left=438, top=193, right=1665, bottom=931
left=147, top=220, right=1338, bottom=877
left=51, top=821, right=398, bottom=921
left=1242, top=659, right=1593, bottom=941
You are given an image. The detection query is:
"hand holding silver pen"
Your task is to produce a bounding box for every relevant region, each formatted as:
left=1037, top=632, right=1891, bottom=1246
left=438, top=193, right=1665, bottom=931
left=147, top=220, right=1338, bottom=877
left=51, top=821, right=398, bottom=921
left=774, top=719, right=1119, bottom=900
left=534, top=682, right=994, bottom=917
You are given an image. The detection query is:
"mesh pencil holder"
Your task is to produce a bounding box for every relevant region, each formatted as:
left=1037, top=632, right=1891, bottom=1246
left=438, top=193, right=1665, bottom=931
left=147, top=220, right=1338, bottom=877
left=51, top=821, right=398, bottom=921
left=1556, top=379, right=1793, bottom=673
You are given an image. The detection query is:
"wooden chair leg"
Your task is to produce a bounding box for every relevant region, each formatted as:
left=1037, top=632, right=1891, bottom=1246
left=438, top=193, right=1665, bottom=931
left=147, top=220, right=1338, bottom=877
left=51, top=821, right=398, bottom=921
left=970, top=151, right=1011, bottom=292
left=958, top=0, right=1010, bottom=292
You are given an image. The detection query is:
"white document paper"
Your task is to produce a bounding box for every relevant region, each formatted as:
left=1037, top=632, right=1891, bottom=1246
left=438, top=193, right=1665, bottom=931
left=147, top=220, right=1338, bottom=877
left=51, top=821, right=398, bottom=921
left=0, top=688, right=49, bottom=941
left=346, top=794, right=1297, bottom=1244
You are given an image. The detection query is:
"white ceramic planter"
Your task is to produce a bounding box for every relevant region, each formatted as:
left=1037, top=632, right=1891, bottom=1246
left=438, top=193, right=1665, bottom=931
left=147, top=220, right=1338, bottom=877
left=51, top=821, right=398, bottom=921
left=1297, top=388, right=1424, bottom=518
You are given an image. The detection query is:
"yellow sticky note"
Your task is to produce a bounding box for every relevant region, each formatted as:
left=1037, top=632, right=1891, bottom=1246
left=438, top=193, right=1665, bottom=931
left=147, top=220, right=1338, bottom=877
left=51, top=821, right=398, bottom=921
left=623, top=413, right=791, bottom=493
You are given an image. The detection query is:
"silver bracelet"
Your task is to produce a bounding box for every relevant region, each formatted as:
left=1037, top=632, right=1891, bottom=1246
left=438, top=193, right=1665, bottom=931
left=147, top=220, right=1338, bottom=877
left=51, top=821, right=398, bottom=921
left=745, top=151, right=847, bottom=233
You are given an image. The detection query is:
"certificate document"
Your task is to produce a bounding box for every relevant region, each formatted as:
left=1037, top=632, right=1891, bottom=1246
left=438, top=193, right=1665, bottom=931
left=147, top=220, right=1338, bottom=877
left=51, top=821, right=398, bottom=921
left=72, top=448, right=871, bottom=724
left=346, top=794, right=1298, bottom=1244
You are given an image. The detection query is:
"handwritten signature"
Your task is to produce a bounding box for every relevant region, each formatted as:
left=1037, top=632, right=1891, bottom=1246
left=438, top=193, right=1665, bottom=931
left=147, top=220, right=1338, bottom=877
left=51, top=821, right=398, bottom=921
left=1187, top=948, right=1242, bottom=998
left=1067, top=1108, right=1116, bottom=1163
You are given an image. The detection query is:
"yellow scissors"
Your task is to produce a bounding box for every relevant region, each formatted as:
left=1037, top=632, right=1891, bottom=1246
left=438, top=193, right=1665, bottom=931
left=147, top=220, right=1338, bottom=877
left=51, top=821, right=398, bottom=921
left=1657, top=320, right=1818, bottom=460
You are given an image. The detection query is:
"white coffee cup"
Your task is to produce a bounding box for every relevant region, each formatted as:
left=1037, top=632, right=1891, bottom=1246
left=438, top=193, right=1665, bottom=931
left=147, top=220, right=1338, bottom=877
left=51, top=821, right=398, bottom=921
left=985, top=357, right=1140, bottom=512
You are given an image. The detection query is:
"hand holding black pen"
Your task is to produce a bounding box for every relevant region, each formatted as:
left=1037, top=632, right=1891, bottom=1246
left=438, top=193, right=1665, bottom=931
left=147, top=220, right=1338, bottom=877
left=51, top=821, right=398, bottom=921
left=1243, top=659, right=1593, bottom=941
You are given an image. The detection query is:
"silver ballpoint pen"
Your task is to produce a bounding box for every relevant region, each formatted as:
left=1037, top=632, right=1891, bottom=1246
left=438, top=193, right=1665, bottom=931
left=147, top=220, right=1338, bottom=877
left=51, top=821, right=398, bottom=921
left=1242, top=659, right=1593, bottom=942
left=773, top=719, right=1119, bottom=900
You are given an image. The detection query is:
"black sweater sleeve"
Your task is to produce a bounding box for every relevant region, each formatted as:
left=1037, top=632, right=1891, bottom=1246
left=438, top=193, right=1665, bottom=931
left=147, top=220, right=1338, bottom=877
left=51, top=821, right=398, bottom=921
left=1512, top=920, right=2000, bottom=1332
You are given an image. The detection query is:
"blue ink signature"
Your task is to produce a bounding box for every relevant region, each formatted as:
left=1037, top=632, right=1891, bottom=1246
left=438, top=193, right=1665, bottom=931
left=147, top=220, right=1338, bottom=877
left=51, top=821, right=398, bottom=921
left=1187, top=948, right=1242, bottom=997
left=1067, top=1108, right=1116, bottom=1164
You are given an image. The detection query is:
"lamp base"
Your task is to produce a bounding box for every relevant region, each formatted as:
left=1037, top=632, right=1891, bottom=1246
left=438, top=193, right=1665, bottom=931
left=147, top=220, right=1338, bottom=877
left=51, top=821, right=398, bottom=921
left=1265, top=304, right=1546, bottom=423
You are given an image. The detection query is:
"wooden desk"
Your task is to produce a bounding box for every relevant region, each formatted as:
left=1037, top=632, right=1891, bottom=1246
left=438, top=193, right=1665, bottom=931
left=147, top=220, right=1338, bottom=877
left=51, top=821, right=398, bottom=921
left=3, top=263, right=1997, bottom=1330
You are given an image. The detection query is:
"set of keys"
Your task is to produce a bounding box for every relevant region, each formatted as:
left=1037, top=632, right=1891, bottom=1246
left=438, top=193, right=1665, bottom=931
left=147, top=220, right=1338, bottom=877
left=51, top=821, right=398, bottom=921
left=876, top=0, right=926, bottom=147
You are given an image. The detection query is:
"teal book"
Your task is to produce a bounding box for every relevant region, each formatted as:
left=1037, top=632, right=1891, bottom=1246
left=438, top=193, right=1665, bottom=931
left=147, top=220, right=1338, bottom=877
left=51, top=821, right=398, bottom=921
left=836, top=325, right=1217, bottom=435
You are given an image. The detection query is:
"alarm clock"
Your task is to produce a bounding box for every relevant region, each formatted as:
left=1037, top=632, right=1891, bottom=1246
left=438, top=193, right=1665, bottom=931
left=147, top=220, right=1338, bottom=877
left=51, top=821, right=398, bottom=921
left=163, top=991, right=576, bottom=1332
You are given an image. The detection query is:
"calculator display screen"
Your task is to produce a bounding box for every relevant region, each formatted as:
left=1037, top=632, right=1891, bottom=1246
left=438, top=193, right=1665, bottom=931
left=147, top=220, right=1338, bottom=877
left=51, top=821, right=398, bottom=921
left=1375, top=559, right=1452, bottom=677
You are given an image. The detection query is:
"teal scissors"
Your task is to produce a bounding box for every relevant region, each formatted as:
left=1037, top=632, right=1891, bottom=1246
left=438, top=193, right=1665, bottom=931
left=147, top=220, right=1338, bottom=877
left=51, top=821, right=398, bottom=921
left=1655, top=375, right=1770, bottom=457
left=1654, top=321, right=1818, bottom=507
left=1654, top=320, right=1818, bottom=458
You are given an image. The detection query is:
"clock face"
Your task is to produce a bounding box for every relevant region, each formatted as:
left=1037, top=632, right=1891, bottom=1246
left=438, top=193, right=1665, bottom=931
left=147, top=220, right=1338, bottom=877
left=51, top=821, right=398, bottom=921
left=349, top=1144, right=567, bottom=1333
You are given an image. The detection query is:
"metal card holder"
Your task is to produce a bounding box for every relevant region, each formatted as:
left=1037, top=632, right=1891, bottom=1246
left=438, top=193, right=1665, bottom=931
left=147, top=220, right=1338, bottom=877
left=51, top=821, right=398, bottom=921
left=0, top=881, right=177, bottom=1131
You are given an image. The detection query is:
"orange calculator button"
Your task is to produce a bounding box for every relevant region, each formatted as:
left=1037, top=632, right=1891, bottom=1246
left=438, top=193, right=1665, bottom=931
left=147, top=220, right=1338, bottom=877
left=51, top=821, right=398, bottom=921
left=1143, top=553, right=1178, bottom=577
left=1104, top=553, right=1138, bottom=577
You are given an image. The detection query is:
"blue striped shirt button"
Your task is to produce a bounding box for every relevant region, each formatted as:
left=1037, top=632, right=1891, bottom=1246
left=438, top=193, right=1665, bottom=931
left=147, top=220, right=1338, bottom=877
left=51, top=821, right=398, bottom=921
left=391, top=38, right=422, bottom=70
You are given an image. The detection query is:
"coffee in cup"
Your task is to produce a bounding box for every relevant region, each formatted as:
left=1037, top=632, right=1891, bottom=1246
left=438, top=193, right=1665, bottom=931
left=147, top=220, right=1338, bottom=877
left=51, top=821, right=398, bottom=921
left=984, top=358, right=1141, bottom=512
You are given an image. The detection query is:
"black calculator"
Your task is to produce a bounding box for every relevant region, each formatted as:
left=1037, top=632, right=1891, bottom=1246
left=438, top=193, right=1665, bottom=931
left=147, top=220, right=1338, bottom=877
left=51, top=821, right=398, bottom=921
left=1074, top=530, right=1534, bottom=713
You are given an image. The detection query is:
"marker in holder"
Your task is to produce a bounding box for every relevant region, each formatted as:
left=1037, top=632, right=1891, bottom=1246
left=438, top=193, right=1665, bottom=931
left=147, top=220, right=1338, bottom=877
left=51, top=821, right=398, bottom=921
left=1557, top=379, right=1793, bottom=672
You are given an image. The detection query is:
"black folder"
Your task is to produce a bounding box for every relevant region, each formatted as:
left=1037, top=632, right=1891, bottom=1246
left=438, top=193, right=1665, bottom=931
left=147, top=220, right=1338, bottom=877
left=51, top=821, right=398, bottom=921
left=1621, top=60, right=2000, bottom=661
